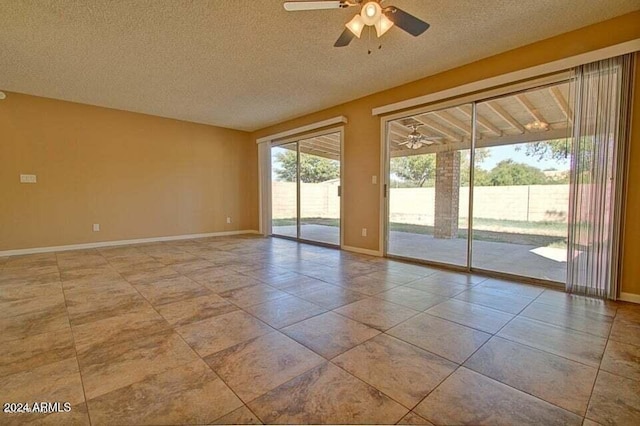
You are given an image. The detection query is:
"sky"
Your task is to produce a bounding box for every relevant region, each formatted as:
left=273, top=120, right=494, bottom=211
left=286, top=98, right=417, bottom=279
left=479, top=143, right=570, bottom=171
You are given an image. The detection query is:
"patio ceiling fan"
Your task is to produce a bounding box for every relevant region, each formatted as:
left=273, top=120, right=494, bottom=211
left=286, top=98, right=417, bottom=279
left=395, top=125, right=442, bottom=150
left=283, top=1, right=430, bottom=47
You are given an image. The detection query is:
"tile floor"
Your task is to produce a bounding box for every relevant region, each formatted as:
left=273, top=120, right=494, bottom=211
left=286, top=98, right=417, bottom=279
left=1, top=235, right=639, bottom=425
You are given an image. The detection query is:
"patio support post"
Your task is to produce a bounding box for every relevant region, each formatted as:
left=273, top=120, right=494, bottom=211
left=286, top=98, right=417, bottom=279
left=434, top=150, right=461, bottom=239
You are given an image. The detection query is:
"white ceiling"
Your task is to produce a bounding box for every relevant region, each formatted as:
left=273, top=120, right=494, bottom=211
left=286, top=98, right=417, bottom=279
left=1, top=1, right=637, bottom=131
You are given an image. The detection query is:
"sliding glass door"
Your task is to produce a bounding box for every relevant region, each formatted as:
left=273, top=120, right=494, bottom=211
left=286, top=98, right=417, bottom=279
left=271, top=132, right=341, bottom=246
left=385, top=79, right=573, bottom=284
left=387, top=104, right=471, bottom=267
left=471, top=83, right=572, bottom=282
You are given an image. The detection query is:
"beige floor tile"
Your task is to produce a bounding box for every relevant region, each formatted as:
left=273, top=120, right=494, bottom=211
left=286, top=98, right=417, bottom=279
left=425, top=299, right=514, bottom=333
left=586, top=370, right=640, bottom=426
left=0, top=328, right=76, bottom=378
left=65, top=288, right=150, bottom=326
left=387, top=313, right=491, bottom=364
left=86, top=360, right=242, bottom=426
left=0, top=291, right=66, bottom=319
left=282, top=312, right=379, bottom=359
left=454, top=287, right=535, bottom=314
left=120, top=266, right=180, bottom=284
left=78, top=329, right=199, bottom=399
left=205, top=331, right=325, bottom=402
left=398, top=411, right=435, bottom=425
left=0, top=271, right=61, bottom=288
left=133, top=275, right=211, bottom=306
left=520, top=301, right=613, bottom=338
left=497, top=317, right=606, bottom=367
left=0, top=304, right=70, bottom=343
left=177, top=310, right=272, bottom=357
left=600, top=339, right=640, bottom=382
left=248, top=362, right=408, bottom=424
left=360, top=270, right=425, bottom=285
left=72, top=307, right=169, bottom=357
left=294, top=285, right=368, bottom=310
left=60, top=265, right=118, bottom=281
left=219, top=284, right=289, bottom=308
left=535, top=290, right=618, bottom=317
left=474, top=278, right=545, bottom=298
left=415, top=368, right=582, bottom=426
left=243, top=295, right=326, bottom=329
left=337, top=275, right=402, bottom=296
left=334, top=298, right=419, bottom=331
left=155, top=293, right=238, bottom=326
left=195, top=272, right=262, bottom=293
left=404, top=279, right=472, bottom=297
left=610, top=317, right=640, bottom=347
left=22, top=402, right=91, bottom=426
left=187, top=265, right=242, bottom=284
left=333, top=334, right=456, bottom=408
left=168, top=259, right=215, bottom=274
left=465, top=336, right=598, bottom=415
left=0, top=358, right=85, bottom=406
left=0, top=280, right=63, bottom=303
left=212, top=406, right=263, bottom=425
left=278, top=278, right=337, bottom=295
left=375, top=286, right=449, bottom=311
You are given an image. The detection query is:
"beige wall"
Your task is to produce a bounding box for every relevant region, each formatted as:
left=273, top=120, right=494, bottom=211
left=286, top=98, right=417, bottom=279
left=251, top=12, right=640, bottom=295
left=0, top=93, right=258, bottom=251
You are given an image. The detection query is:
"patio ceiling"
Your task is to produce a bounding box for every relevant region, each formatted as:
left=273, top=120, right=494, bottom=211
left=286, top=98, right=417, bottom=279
left=274, top=81, right=573, bottom=161
left=389, top=81, right=573, bottom=157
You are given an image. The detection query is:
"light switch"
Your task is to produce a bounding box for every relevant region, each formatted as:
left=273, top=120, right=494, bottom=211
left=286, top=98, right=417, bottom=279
left=372, top=175, right=377, bottom=184
left=20, top=174, right=37, bottom=183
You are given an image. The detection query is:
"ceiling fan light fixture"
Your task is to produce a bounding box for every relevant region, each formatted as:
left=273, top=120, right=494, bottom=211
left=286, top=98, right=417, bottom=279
left=374, top=14, right=394, bottom=37
left=346, top=14, right=365, bottom=37
left=524, top=120, right=549, bottom=132
left=360, top=1, right=381, bottom=25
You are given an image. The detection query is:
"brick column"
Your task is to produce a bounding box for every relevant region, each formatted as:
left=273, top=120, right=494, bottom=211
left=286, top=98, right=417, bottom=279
left=434, top=151, right=460, bottom=239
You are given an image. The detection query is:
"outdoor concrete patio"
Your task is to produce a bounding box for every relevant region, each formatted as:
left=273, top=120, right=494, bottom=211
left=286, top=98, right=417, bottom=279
left=273, top=224, right=566, bottom=283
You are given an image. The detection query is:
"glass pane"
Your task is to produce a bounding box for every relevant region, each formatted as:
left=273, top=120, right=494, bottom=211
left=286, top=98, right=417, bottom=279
left=271, top=143, right=298, bottom=238
left=299, top=133, right=341, bottom=245
left=471, top=82, right=572, bottom=283
left=387, top=104, right=472, bottom=267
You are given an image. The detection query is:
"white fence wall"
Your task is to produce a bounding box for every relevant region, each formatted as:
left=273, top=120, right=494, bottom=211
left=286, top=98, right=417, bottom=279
left=272, top=182, right=569, bottom=224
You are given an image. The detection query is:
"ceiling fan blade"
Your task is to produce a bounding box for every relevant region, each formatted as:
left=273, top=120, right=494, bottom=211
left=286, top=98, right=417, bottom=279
left=384, top=6, right=430, bottom=36
left=284, top=1, right=344, bottom=11
left=334, top=28, right=356, bottom=47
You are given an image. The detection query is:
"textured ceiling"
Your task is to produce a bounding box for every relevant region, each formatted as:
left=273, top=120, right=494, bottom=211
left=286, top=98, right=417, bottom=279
left=1, top=1, right=638, bottom=131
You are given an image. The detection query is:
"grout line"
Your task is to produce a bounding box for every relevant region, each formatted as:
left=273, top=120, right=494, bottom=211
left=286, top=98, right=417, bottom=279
left=56, top=252, right=94, bottom=426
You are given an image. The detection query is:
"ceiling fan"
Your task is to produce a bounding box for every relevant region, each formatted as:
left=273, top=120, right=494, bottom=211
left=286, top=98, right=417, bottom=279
left=395, top=125, right=442, bottom=150
left=283, top=1, right=430, bottom=47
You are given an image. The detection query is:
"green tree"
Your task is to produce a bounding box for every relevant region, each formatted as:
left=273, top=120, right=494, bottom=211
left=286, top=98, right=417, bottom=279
left=390, top=155, right=436, bottom=187
left=274, top=150, right=340, bottom=183
left=486, top=159, right=548, bottom=186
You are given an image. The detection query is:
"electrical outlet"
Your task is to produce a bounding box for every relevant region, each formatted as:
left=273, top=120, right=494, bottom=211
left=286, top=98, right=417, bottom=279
left=361, top=228, right=367, bottom=237
left=92, top=224, right=100, bottom=232
left=20, top=174, right=37, bottom=183
left=226, top=217, right=232, bottom=224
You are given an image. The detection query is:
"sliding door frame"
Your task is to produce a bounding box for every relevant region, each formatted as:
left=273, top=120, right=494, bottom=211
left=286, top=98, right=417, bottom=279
left=379, top=73, right=572, bottom=287
left=271, top=126, right=345, bottom=249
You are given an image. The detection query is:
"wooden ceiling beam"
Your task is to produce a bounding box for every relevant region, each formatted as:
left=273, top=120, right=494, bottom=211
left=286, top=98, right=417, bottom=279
left=432, top=111, right=471, bottom=136
left=457, top=105, right=502, bottom=136
left=412, top=115, right=460, bottom=141
left=515, top=93, right=546, bottom=123
left=549, top=86, right=573, bottom=124
left=485, top=101, right=525, bottom=134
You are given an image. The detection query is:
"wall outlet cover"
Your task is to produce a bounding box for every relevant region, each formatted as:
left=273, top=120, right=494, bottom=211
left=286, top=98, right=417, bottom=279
left=92, top=224, right=100, bottom=232
left=20, top=174, right=37, bottom=183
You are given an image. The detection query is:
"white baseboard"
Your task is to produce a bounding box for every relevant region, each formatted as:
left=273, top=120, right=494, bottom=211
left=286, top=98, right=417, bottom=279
left=0, top=230, right=260, bottom=257
left=342, top=245, right=383, bottom=257
left=620, top=292, right=640, bottom=304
